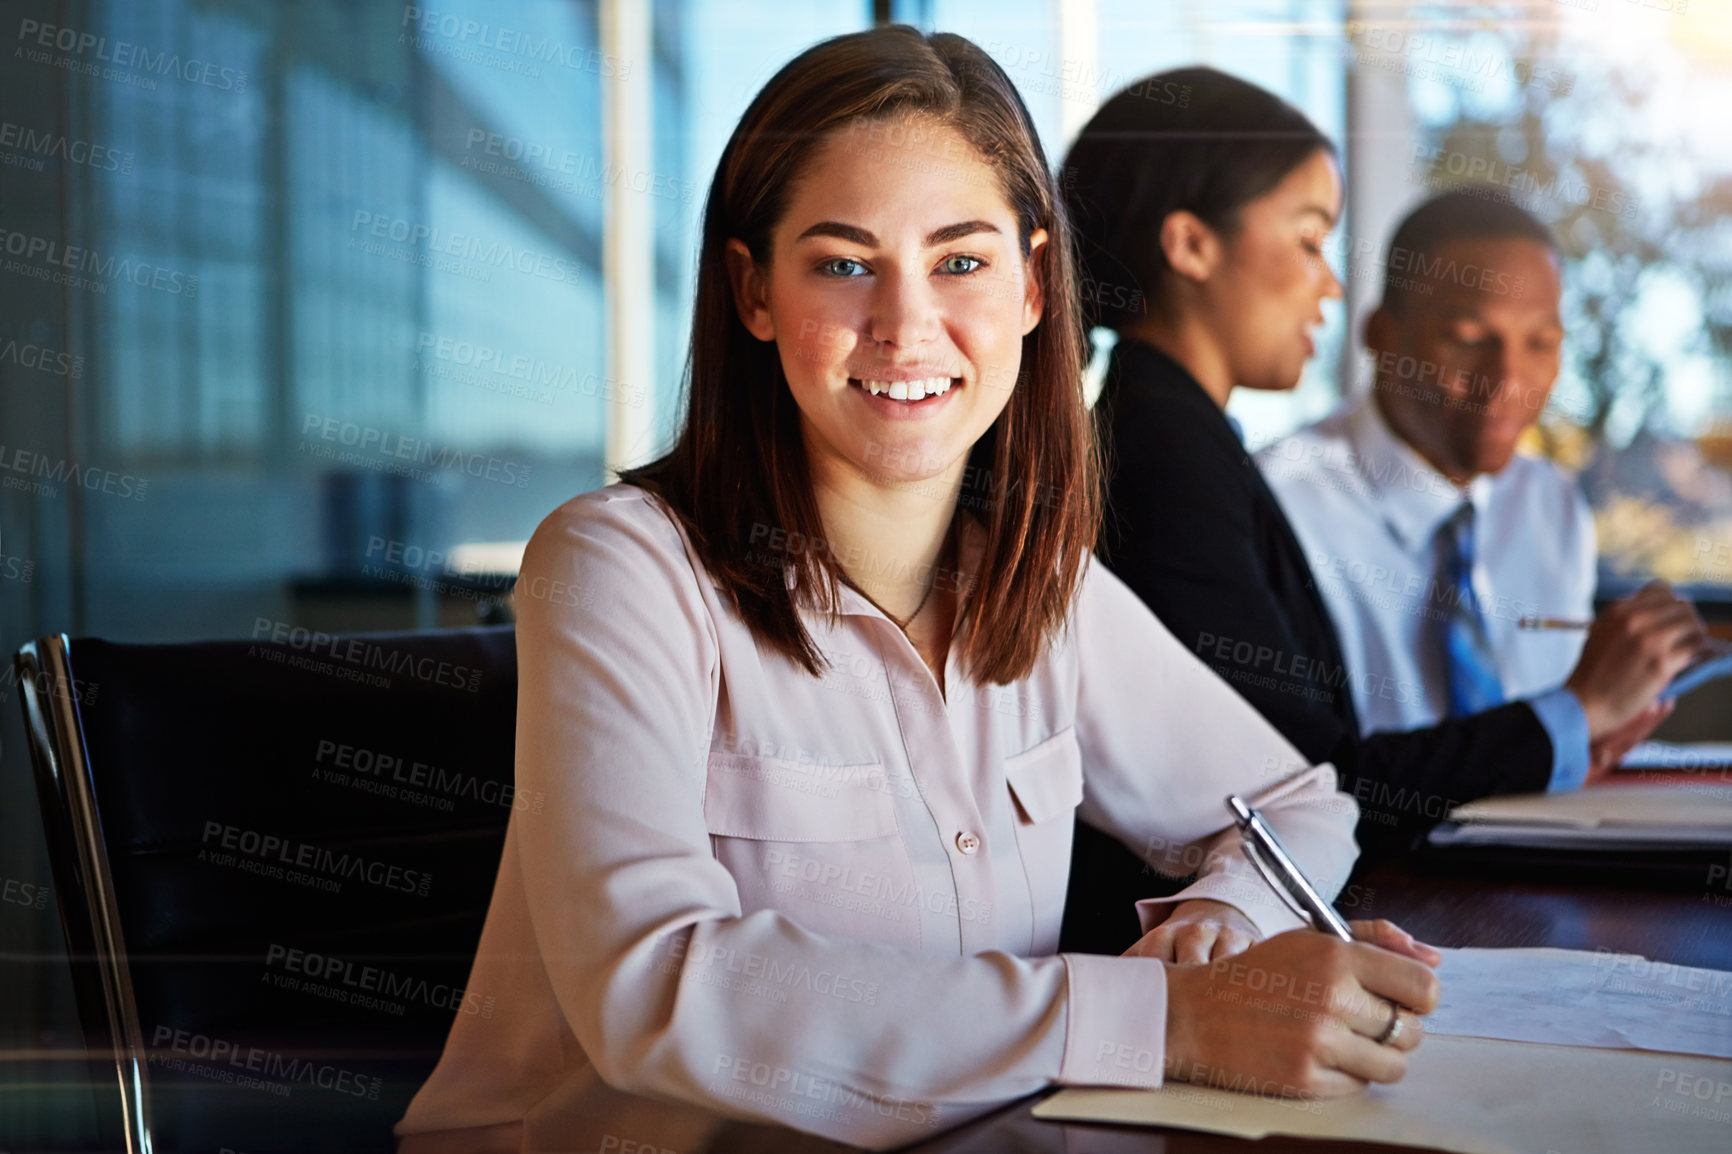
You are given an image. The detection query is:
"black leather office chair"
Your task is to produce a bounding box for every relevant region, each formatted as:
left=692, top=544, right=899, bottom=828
left=16, top=626, right=517, bottom=1154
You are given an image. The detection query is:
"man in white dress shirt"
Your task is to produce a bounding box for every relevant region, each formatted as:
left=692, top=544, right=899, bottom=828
left=1260, top=190, right=1690, bottom=787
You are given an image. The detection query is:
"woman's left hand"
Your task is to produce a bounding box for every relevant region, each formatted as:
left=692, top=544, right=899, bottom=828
left=1122, top=898, right=1261, bottom=964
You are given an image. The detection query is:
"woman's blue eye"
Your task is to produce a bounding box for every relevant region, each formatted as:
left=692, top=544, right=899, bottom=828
left=941, top=255, right=983, bottom=275
left=819, top=258, right=868, bottom=277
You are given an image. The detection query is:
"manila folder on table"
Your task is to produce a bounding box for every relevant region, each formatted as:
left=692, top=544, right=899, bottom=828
left=1032, top=1034, right=1732, bottom=1153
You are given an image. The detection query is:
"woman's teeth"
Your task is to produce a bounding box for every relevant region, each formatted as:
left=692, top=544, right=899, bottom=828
left=859, top=377, right=952, bottom=401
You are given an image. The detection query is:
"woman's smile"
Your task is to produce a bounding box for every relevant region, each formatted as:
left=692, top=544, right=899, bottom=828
left=848, top=374, right=965, bottom=418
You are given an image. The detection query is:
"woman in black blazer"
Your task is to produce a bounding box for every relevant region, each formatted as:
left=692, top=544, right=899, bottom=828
left=1055, top=69, right=1561, bottom=954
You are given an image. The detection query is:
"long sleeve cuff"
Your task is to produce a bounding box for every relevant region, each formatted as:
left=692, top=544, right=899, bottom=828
left=1057, top=953, right=1171, bottom=1087
left=1528, top=687, right=1591, bottom=792
left=1127, top=764, right=1353, bottom=942
left=1132, top=869, right=1308, bottom=943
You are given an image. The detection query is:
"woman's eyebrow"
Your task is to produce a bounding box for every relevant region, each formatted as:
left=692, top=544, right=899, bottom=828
left=925, top=219, right=1001, bottom=245
left=794, top=220, right=1003, bottom=246
left=796, top=221, right=876, bottom=245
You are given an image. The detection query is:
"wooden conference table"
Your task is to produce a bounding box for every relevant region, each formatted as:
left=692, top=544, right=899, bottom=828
left=897, top=836, right=1732, bottom=1154
left=15, top=785, right=1723, bottom=1152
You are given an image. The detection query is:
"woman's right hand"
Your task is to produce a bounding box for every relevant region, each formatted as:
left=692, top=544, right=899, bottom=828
left=1161, top=922, right=1441, bottom=1100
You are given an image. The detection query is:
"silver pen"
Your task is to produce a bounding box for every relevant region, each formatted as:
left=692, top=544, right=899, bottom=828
left=1226, top=794, right=1353, bottom=941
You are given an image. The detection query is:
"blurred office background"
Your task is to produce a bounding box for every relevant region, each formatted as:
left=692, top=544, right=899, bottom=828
left=3, top=0, right=1730, bottom=1142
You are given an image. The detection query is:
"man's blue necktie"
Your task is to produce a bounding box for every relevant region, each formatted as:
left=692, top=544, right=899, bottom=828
left=1437, top=502, right=1505, bottom=717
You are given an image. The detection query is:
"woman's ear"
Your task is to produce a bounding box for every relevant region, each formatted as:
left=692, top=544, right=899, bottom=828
left=725, top=238, right=776, bottom=341
left=1158, top=211, right=1221, bottom=286
left=1021, top=228, right=1049, bottom=335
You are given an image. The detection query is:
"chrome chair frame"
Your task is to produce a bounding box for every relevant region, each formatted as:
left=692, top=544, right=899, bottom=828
left=16, top=635, right=155, bottom=1154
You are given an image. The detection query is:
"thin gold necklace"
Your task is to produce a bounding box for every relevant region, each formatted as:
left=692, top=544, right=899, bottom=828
left=841, top=522, right=955, bottom=634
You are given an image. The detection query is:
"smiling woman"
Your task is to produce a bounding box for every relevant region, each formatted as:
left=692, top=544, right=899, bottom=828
left=391, top=26, right=1437, bottom=1154
left=715, top=110, right=1062, bottom=689
left=629, top=35, right=1094, bottom=690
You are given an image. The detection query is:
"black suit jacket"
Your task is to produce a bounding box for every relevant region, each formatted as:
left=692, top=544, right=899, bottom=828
left=1060, top=339, right=1554, bottom=953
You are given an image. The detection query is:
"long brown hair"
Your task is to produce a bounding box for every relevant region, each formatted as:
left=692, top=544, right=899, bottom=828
left=623, top=25, right=1097, bottom=686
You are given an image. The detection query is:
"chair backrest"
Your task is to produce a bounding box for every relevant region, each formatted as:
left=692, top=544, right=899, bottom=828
left=17, top=626, right=517, bottom=1154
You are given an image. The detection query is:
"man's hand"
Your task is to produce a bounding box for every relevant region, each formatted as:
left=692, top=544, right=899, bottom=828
left=1124, top=899, right=1261, bottom=964
left=1585, top=700, right=1674, bottom=784
left=1566, top=582, right=1705, bottom=740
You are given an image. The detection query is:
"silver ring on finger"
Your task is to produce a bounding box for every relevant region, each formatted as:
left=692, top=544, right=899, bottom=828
left=1374, top=999, right=1403, bottom=1046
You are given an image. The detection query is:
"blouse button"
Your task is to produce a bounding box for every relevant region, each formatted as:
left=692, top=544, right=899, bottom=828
left=955, top=831, right=981, bottom=855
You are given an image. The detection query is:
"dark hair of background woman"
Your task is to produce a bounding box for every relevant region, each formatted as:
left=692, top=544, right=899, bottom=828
left=1062, top=66, right=1335, bottom=332
left=623, top=26, right=1098, bottom=686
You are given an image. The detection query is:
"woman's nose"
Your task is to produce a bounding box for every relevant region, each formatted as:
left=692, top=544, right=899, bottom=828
left=868, top=270, right=942, bottom=349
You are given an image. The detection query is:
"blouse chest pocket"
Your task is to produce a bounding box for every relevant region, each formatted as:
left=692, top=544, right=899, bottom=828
left=1004, top=728, right=1085, bottom=825
left=702, top=753, right=898, bottom=841
left=1003, top=728, right=1084, bottom=954
left=702, top=753, right=920, bottom=949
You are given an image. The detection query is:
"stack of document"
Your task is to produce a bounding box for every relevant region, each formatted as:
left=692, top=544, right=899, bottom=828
left=1034, top=947, right=1732, bottom=1154
left=1428, top=783, right=1732, bottom=850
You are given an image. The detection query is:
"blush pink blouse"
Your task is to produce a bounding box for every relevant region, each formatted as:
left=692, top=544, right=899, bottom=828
left=394, top=484, right=1358, bottom=1152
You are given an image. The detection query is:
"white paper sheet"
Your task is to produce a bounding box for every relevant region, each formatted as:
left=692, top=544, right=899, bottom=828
left=1033, top=1036, right=1732, bottom=1154
left=1428, top=948, right=1732, bottom=1060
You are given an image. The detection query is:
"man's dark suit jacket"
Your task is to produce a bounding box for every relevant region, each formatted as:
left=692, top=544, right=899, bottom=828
left=1058, top=338, right=1555, bottom=954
